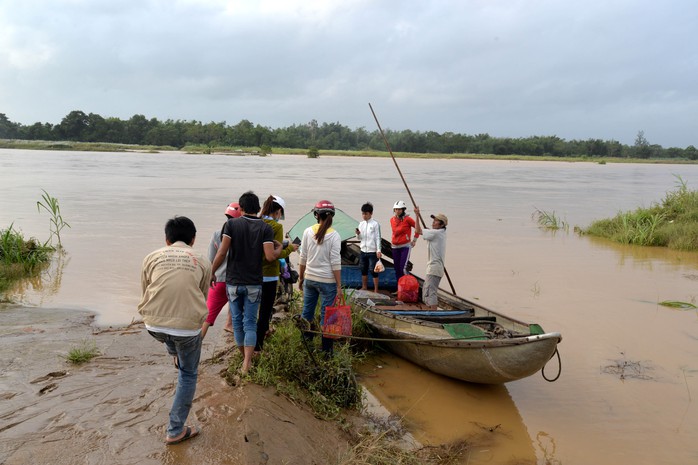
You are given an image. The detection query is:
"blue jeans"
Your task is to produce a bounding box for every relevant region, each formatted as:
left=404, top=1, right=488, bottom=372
left=148, top=331, right=202, bottom=438
left=302, top=279, right=338, bottom=325
left=227, top=284, right=262, bottom=347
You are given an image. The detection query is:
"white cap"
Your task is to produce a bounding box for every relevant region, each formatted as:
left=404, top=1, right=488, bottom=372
left=272, top=195, right=285, bottom=219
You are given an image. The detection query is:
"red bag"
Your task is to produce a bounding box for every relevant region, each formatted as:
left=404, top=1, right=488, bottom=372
left=397, top=275, right=419, bottom=303
left=323, top=295, right=352, bottom=339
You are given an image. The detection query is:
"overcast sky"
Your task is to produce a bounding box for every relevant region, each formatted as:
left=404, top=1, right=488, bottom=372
left=1, top=0, right=696, bottom=147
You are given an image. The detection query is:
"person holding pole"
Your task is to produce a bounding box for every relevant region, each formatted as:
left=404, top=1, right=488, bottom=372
left=413, top=206, right=448, bottom=310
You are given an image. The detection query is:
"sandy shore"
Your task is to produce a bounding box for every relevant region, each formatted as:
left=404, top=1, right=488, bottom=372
left=0, top=304, right=354, bottom=464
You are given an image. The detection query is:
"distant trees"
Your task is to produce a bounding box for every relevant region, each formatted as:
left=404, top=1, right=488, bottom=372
left=1, top=111, right=696, bottom=160
left=634, top=130, right=651, bottom=159
left=0, top=113, right=20, bottom=138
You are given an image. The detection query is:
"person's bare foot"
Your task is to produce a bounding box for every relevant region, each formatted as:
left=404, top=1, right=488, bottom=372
left=240, top=362, right=251, bottom=375
left=359, top=287, right=367, bottom=291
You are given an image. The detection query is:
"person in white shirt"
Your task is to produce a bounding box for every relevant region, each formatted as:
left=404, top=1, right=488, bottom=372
left=355, top=202, right=382, bottom=292
left=413, top=206, right=448, bottom=310
left=298, top=199, right=342, bottom=355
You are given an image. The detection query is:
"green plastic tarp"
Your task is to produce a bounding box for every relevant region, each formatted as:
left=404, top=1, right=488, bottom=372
left=287, top=207, right=359, bottom=243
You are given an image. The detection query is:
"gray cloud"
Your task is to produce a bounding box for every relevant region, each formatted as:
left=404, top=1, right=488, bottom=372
left=1, top=0, right=696, bottom=147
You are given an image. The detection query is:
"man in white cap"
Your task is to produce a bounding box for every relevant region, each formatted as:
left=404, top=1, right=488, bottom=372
left=413, top=207, right=447, bottom=309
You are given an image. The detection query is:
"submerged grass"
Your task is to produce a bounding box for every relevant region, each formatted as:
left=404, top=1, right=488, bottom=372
left=0, top=225, right=53, bottom=293
left=581, top=176, right=698, bottom=250
left=338, top=430, right=468, bottom=465
left=532, top=208, right=569, bottom=231
left=658, top=300, right=697, bottom=309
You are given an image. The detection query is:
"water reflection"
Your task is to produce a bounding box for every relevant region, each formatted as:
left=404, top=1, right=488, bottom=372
left=586, top=235, right=698, bottom=269
left=6, top=252, right=69, bottom=305
left=359, top=353, right=536, bottom=465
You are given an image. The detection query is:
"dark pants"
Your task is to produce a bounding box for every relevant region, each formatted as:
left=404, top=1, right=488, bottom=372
left=392, top=246, right=411, bottom=282
left=255, top=280, right=278, bottom=351
left=360, top=252, right=379, bottom=278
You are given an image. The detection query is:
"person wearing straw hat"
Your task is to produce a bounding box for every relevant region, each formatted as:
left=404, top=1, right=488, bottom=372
left=413, top=207, right=447, bottom=310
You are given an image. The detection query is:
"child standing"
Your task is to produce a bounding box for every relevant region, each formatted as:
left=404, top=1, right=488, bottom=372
left=355, top=202, right=382, bottom=292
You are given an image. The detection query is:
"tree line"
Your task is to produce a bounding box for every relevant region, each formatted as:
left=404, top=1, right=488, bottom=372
left=1, top=111, right=696, bottom=160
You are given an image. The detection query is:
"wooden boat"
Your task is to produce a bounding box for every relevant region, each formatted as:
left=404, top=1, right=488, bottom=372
left=288, top=208, right=562, bottom=384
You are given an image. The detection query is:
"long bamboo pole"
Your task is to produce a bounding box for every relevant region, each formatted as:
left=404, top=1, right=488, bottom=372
left=368, top=103, right=457, bottom=295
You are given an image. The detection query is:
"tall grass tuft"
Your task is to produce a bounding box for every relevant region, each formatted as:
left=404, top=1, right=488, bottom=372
left=582, top=175, right=698, bottom=250
left=532, top=208, right=569, bottom=231
left=36, top=189, right=70, bottom=248
left=65, top=340, right=100, bottom=364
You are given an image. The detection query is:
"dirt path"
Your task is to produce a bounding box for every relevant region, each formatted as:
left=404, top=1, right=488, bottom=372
left=0, top=305, right=352, bottom=464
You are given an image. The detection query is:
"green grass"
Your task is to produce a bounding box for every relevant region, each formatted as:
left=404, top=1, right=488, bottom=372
left=532, top=208, right=569, bottom=231
left=225, top=290, right=374, bottom=420
left=658, top=300, right=697, bottom=309
left=581, top=176, right=698, bottom=250
left=0, top=225, right=53, bottom=292
left=6, top=138, right=698, bottom=164
left=65, top=340, right=100, bottom=364
left=0, top=139, right=176, bottom=152
left=36, top=189, right=71, bottom=248
left=235, top=316, right=363, bottom=420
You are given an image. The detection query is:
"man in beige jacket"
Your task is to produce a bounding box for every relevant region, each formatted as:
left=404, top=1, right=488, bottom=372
left=138, top=216, right=211, bottom=445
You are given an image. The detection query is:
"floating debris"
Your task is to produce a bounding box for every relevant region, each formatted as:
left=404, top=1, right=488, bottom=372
left=659, top=300, right=697, bottom=309
left=602, top=359, right=654, bottom=380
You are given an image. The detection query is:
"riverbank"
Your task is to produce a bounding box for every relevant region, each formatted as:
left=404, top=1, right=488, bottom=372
left=0, top=304, right=357, bottom=464
left=2, top=138, right=696, bottom=164
left=0, top=304, right=472, bottom=465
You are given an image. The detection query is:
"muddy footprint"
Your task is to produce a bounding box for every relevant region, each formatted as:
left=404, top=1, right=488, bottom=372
left=30, top=371, right=68, bottom=384
left=39, top=383, right=58, bottom=395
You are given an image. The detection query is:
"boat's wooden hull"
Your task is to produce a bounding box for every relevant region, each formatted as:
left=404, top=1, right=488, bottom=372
left=362, top=307, right=561, bottom=384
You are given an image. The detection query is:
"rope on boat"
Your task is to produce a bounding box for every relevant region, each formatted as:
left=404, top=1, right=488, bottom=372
left=541, top=348, right=562, bottom=382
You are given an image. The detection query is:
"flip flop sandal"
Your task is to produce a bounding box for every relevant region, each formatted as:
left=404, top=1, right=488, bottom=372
left=166, top=425, right=200, bottom=445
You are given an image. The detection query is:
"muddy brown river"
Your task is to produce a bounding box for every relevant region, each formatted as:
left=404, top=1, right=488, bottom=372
left=1, top=149, right=697, bottom=464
